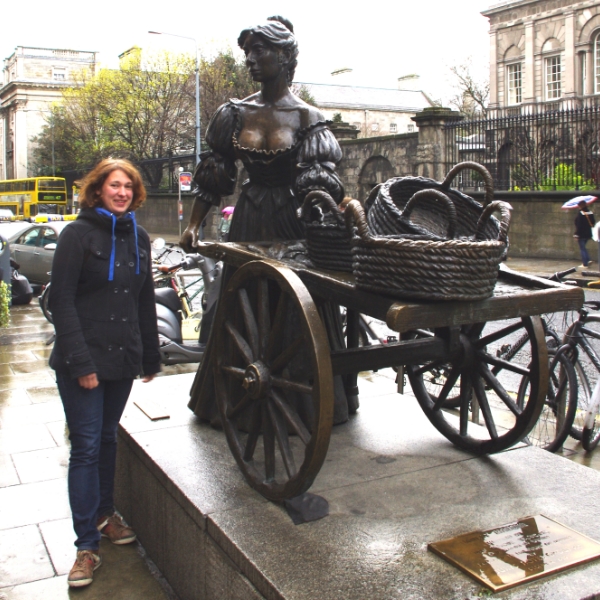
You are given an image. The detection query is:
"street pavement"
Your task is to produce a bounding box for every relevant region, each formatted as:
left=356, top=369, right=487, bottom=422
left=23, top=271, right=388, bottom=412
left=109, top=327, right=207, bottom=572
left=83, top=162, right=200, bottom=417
left=0, top=255, right=598, bottom=598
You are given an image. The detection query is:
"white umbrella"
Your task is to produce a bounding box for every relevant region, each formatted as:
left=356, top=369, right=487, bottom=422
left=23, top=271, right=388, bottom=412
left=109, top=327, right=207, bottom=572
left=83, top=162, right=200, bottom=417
left=561, top=195, right=598, bottom=209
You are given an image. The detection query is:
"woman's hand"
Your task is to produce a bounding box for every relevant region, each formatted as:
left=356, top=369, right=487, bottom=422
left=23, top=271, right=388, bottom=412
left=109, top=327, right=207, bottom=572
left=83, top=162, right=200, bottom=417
left=180, top=227, right=198, bottom=253
left=142, top=374, right=156, bottom=383
left=78, top=373, right=99, bottom=389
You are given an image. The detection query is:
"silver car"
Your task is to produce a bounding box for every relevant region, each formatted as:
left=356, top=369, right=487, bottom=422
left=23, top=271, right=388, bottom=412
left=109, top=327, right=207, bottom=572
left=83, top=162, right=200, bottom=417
left=7, top=221, right=72, bottom=285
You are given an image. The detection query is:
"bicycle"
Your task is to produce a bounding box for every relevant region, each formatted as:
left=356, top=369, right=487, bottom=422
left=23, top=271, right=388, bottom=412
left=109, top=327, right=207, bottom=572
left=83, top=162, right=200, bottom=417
left=557, top=301, right=600, bottom=451
left=512, top=266, right=600, bottom=452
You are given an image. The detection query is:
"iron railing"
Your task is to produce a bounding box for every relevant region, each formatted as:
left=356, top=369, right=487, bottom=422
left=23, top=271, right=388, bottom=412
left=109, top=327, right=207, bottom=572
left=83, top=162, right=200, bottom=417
left=444, top=98, right=600, bottom=191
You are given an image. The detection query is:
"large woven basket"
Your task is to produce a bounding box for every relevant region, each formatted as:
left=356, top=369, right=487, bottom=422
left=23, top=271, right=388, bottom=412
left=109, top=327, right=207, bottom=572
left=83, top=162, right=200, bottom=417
left=367, top=161, right=500, bottom=242
left=345, top=196, right=512, bottom=302
left=298, top=190, right=353, bottom=272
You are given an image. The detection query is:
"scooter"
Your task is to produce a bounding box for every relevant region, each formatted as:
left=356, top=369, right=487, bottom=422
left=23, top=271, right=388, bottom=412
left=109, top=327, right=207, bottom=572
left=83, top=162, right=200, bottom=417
left=154, top=252, right=222, bottom=365
left=10, top=259, right=33, bottom=305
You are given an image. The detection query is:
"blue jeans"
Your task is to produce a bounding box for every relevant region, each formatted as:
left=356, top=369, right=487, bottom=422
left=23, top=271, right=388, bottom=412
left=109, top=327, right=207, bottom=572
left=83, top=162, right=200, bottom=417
left=578, top=237, right=591, bottom=266
left=56, top=373, right=133, bottom=550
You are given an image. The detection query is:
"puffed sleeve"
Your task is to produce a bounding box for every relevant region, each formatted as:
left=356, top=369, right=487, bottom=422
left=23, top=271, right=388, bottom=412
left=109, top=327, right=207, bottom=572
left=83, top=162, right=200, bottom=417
left=296, top=123, right=345, bottom=203
left=192, top=102, right=238, bottom=206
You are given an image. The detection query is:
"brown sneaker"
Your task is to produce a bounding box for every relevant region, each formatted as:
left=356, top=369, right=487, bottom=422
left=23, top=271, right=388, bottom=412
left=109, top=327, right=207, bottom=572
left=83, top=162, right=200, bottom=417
left=68, top=550, right=101, bottom=587
left=97, top=513, right=137, bottom=545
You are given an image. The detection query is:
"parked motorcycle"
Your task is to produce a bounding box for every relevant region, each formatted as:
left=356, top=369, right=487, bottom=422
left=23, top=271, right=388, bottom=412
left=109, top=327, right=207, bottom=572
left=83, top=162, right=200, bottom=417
left=10, top=259, right=33, bottom=305
left=155, top=252, right=221, bottom=365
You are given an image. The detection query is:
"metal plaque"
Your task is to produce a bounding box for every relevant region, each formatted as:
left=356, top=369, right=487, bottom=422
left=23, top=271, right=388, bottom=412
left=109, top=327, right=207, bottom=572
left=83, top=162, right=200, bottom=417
left=428, top=515, right=600, bottom=592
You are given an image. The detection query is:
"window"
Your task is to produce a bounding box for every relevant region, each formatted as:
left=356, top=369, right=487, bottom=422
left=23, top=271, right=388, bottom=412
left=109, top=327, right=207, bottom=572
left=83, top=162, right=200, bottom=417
left=546, top=55, right=561, bottom=100
left=507, top=63, right=522, bottom=105
left=40, top=228, right=58, bottom=247
left=390, top=123, right=397, bottom=133
left=407, top=124, right=415, bottom=133
left=52, top=68, right=66, bottom=81
left=18, top=229, right=40, bottom=247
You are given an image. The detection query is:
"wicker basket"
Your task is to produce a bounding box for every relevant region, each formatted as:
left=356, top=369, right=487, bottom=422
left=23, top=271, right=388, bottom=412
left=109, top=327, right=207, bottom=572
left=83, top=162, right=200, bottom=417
left=345, top=197, right=512, bottom=302
left=367, top=161, right=500, bottom=242
left=298, top=190, right=353, bottom=272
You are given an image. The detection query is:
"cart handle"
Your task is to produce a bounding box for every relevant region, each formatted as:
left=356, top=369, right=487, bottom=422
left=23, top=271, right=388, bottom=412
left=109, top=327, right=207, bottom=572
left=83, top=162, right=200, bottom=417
left=297, top=190, right=344, bottom=226
left=401, top=189, right=457, bottom=240
left=442, top=161, right=494, bottom=207
left=475, top=200, right=511, bottom=244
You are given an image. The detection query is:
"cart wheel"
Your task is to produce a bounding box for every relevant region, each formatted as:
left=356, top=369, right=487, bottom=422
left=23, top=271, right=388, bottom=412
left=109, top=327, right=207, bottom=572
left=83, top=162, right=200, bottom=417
left=214, top=260, right=334, bottom=501
left=407, top=316, right=548, bottom=454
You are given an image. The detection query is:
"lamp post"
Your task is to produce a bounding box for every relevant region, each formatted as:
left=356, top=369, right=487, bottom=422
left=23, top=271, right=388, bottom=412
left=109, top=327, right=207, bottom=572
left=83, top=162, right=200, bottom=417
left=149, top=30, right=201, bottom=165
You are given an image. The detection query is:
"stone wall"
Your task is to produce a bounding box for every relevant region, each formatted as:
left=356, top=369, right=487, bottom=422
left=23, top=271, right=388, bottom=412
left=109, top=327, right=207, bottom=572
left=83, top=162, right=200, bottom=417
left=135, top=106, right=598, bottom=262
left=137, top=189, right=598, bottom=261
left=338, top=133, right=418, bottom=200
left=471, top=190, right=600, bottom=260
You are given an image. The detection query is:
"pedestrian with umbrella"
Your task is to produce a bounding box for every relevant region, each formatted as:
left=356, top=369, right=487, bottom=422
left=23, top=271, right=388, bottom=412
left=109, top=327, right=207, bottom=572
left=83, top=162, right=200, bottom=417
left=569, top=196, right=597, bottom=267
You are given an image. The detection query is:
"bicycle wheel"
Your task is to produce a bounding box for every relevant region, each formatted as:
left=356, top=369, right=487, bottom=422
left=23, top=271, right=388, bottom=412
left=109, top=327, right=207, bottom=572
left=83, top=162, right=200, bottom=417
left=565, top=315, right=600, bottom=445
left=570, top=359, right=591, bottom=441
left=517, top=349, right=577, bottom=452
left=408, top=316, right=547, bottom=455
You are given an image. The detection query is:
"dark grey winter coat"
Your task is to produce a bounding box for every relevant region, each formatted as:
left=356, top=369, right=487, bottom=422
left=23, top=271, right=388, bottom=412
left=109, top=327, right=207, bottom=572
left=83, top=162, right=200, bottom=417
left=49, top=208, right=161, bottom=380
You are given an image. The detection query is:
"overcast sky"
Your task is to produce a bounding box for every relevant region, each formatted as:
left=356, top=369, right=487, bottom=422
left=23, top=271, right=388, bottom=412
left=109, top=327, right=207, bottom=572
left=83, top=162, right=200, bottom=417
left=3, top=0, right=494, bottom=104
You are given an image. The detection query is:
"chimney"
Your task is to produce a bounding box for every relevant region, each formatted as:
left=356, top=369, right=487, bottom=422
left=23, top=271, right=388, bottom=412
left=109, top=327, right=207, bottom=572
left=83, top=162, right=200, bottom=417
left=398, top=74, right=420, bottom=91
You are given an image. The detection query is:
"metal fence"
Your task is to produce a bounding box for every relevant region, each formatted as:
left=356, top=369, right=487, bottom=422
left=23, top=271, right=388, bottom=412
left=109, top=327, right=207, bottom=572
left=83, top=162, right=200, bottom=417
left=444, top=100, right=600, bottom=191
left=62, top=152, right=197, bottom=198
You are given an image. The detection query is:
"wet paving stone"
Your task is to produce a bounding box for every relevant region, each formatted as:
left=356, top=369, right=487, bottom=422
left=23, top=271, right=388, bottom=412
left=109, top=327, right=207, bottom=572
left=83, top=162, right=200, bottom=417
left=0, top=525, right=54, bottom=587
left=12, top=446, right=69, bottom=484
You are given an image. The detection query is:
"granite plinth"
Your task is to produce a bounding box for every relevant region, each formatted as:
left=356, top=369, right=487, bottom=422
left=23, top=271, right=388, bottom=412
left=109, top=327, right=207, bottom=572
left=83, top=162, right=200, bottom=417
left=115, top=372, right=600, bottom=600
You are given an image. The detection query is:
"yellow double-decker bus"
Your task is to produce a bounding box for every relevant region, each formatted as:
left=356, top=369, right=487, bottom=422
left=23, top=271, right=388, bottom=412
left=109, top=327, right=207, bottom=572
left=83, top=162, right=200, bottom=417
left=0, top=177, right=68, bottom=218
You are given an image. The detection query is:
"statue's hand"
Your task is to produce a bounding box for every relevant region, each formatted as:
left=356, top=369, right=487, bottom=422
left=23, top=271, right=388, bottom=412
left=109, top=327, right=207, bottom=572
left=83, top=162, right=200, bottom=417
left=180, top=227, right=198, bottom=254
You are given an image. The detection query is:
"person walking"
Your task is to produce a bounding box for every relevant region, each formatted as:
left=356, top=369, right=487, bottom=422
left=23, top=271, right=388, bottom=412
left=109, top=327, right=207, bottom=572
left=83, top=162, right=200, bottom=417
left=574, top=200, right=596, bottom=267
left=48, top=158, right=161, bottom=588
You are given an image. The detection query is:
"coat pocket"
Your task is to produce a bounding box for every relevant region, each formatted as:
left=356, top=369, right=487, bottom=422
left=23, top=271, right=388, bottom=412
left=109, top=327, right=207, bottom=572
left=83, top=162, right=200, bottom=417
left=85, top=245, right=110, bottom=272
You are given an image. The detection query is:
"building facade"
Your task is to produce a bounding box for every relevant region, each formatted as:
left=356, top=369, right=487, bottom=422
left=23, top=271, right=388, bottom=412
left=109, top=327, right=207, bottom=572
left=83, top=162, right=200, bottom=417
left=0, top=47, right=97, bottom=179
left=296, top=82, right=432, bottom=138
left=484, top=0, right=600, bottom=108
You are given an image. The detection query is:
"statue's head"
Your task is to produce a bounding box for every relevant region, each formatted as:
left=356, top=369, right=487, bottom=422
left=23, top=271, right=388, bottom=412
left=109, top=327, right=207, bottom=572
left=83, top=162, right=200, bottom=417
left=238, top=16, right=298, bottom=84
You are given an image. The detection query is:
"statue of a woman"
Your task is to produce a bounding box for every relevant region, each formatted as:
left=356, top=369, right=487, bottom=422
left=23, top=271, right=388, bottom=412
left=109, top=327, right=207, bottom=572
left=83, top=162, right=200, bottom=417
left=183, top=16, right=354, bottom=424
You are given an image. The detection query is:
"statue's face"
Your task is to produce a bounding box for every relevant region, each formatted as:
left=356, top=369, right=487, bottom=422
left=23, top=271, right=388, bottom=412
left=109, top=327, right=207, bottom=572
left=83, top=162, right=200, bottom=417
left=242, top=33, right=285, bottom=82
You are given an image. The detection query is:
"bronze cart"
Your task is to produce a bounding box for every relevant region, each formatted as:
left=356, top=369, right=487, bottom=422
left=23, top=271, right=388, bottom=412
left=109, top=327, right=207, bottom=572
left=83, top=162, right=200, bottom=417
left=199, top=241, right=583, bottom=502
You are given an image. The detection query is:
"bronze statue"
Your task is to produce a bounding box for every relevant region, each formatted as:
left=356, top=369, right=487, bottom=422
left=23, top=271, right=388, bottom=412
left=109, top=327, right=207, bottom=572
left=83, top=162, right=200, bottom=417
left=184, top=16, right=354, bottom=424
left=180, top=16, right=344, bottom=250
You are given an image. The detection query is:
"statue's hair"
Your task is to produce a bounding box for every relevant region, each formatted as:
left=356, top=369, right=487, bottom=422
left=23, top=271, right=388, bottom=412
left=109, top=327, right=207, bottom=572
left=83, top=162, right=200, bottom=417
left=238, top=16, right=298, bottom=83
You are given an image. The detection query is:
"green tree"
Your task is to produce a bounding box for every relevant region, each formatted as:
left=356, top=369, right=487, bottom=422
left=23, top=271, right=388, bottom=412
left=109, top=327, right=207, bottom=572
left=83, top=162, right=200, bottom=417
left=32, top=48, right=257, bottom=187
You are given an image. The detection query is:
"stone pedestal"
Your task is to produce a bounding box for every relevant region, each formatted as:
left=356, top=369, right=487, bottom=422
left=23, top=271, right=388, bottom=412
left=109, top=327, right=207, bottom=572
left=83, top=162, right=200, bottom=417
left=115, top=373, right=600, bottom=600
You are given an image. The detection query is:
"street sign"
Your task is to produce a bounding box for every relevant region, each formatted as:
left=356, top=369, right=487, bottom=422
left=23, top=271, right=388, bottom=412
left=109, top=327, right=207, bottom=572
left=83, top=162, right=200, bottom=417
left=179, top=172, right=192, bottom=192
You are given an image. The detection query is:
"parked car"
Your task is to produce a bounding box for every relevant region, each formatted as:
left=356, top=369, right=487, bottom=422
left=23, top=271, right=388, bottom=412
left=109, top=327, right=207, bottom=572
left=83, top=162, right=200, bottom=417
left=8, top=221, right=72, bottom=285
left=0, top=221, right=34, bottom=241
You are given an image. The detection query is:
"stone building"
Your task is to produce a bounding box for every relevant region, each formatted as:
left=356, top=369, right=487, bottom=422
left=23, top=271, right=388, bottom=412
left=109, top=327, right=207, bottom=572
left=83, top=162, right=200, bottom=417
left=0, top=46, right=97, bottom=179
left=296, top=82, right=432, bottom=138
left=483, top=0, right=600, bottom=108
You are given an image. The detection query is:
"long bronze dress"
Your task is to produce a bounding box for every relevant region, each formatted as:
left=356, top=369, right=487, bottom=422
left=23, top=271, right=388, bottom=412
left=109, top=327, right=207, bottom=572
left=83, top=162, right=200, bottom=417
left=188, top=99, right=353, bottom=424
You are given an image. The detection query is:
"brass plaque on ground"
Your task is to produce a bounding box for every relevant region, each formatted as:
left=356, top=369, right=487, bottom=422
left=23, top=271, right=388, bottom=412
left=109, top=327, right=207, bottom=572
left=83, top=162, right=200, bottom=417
left=134, top=398, right=170, bottom=421
left=428, top=515, right=600, bottom=592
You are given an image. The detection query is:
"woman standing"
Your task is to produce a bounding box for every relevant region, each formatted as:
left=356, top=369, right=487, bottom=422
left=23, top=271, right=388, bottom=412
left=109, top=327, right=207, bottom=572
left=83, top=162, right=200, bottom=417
left=49, top=159, right=160, bottom=588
